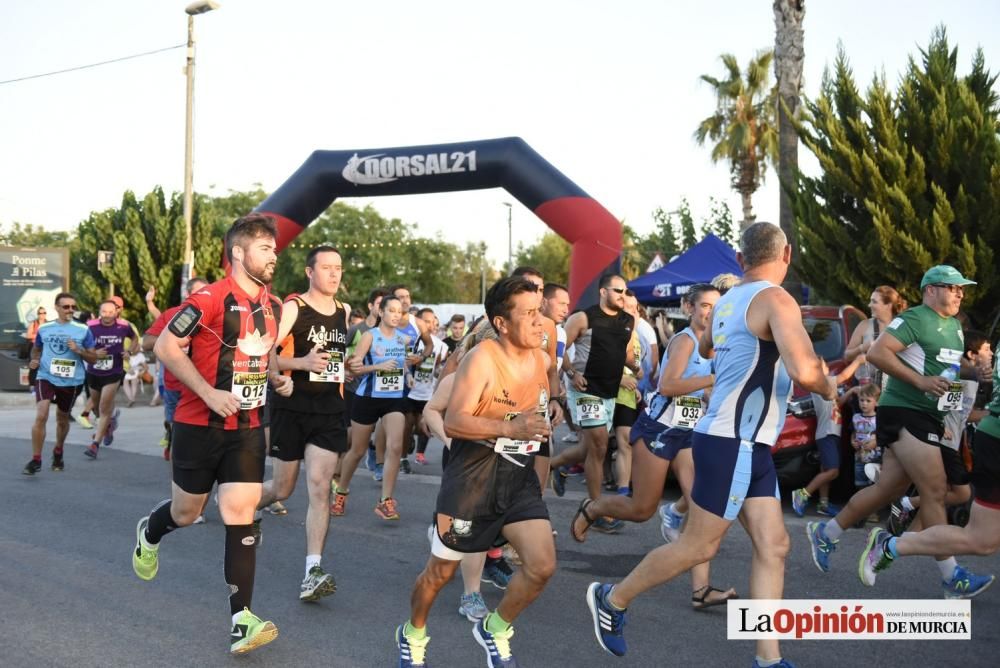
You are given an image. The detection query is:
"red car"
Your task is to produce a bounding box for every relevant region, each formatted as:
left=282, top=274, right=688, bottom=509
left=770, top=304, right=866, bottom=492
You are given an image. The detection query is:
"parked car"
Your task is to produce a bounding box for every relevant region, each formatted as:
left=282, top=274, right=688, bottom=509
left=770, top=304, right=866, bottom=493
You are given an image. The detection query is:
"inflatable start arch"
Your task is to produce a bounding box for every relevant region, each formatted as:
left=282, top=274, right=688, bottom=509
left=255, top=137, right=621, bottom=308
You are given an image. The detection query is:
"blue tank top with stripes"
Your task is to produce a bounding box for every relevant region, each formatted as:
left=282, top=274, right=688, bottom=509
left=357, top=326, right=409, bottom=398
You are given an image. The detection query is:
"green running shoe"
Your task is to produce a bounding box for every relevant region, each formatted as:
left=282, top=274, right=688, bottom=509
left=132, top=516, right=159, bottom=581
left=230, top=608, right=278, bottom=655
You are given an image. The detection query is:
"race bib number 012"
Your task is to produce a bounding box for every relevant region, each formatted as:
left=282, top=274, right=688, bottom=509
left=232, top=372, right=267, bottom=410
left=309, top=351, right=345, bottom=383
left=669, top=395, right=704, bottom=429
left=937, top=382, right=964, bottom=412
left=50, top=358, right=76, bottom=378
left=575, top=396, right=607, bottom=423
left=376, top=369, right=404, bottom=393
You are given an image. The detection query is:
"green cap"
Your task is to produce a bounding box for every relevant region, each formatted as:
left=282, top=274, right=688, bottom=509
left=920, top=265, right=977, bottom=289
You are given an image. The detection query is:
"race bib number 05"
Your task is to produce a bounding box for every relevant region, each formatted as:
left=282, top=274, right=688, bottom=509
left=50, top=358, right=76, bottom=378
left=376, top=369, right=404, bottom=393
left=575, top=396, right=607, bottom=423
left=232, top=372, right=267, bottom=410
left=309, top=351, right=345, bottom=383
left=669, top=395, right=704, bottom=429
left=937, top=382, right=964, bottom=412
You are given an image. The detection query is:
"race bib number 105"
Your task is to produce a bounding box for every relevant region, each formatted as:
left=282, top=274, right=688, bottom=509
left=50, top=358, right=76, bottom=378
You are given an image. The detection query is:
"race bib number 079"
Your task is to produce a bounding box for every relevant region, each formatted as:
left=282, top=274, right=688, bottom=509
left=232, top=372, right=267, bottom=410
left=575, top=396, right=606, bottom=423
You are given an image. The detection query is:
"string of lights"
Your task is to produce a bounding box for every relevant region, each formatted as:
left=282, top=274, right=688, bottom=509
left=283, top=239, right=440, bottom=250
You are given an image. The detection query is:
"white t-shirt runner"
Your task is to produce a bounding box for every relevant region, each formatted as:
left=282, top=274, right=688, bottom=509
left=408, top=335, right=448, bottom=401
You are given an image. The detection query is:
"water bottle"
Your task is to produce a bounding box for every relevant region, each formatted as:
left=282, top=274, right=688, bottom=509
left=926, top=363, right=960, bottom=399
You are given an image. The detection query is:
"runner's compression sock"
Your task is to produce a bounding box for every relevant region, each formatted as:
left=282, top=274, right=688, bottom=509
left=403, top=620, right=426, bottom=640
left=937, top=557, right=958, bottom=580
left=485, top=610, right=512, bottom=634
left=822, top=519, right=844, bottom=541
left=225, top=524, right=257, bottom=615
left=145, top=499, right=178, bottom=544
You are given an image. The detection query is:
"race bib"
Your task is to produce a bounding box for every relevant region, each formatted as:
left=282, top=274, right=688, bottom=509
left=414, top=358, right=435, bottom=386
left=309, top=351, right=345, bottom=383
left=50, top=358, right=76, bottom=378
left=92, top=356, right=113, bottom=372
left=493, top=437, right=542, bottom=456
left=936, top=382, right=964, bottom=412
left=669, top=395, right=704, bottom=429
left=376, top=369, right=404, bottom=393
left=232, top=372, right=267, bottom=410
left=575, top=396, right=607, bottom=423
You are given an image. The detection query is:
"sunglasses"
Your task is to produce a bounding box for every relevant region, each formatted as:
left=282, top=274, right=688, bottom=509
left=58, top=303, right=77, bottom=310
left=605, top=287, right=627, bottom=294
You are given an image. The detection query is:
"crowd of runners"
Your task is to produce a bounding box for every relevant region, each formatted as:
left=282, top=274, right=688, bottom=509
left=21, top=214, right=1000, bottom=667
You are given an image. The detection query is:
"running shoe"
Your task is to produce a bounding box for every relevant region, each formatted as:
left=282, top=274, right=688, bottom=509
left=22, top=459, right=41, bottom=476
left=659, top=503, right=685, bottom=543
left=415, top=453, right=428, bottom=466
left=561, top=432, right=580, bottom=443
left=751, top=659, right=796, bottom=668
left=565, top=464, right=585, bottom=476
left=473, top=617, right=518, bottom=668
left=586, top=582, right=627, bottom=657
left=550, top=468, right=567, bottom=497
left=482, top=557, right=512, bottom=590
left=816, top=501, right=842, bottom=517
left=592, top=517, right=625, bottom=534
left=230, top=607, right=278, bottom=655
left=859, top=527, right=894, bottom=586
left=75, top=413, right=93, bottom=429
left=396, top=624, right=430, bottom=668
left=943, top=566, right=995, bottom=600
left=791, top=488, right=809, bottom=517
left=888, top=501, right=915, bottom=536
left=806, top=521, right=837, bottom=573
left=374, top=463, right=384, bottom=482
left=158, top=435, right=169, bottom=449
left=103, top=408, right=120, bottom=446
left=365, top=445, right=377, bottom=472
left=84, top=443, right=99, bottom=459
left=268, top=501, right=288, bottom=516
left=400, top=458, right=412, bottom=474
left=299, top=565, right=337, bottom=602
left=458, top=592, right=489, bottom=622
left=330, top=491, right=348, bottom=517
left=251, top=519, right=263, bottom=547
left=375, top=497, right=400, bottom=520
left=193, top=515, right=206, bottom=525
left=132, top=516, right=159, bottom=581
left=51, top=454, right=64, bottom=471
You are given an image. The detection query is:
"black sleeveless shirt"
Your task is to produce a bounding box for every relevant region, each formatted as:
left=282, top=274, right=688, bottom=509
left=274, top=296, right=349, bottom=414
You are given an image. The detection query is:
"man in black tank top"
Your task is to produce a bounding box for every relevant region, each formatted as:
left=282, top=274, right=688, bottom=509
left=253, top=246, right=350, bottom=603
left=549, top=273, right=638, bottom=504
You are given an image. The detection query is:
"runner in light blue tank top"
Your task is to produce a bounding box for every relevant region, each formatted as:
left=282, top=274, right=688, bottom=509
left=357, top=327, right=409, bottom=399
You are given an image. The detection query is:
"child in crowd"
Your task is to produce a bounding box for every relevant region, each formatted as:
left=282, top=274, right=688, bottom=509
left=852, top=382, right=881, bottom=523
left=791, top=356, right=864, bottom=517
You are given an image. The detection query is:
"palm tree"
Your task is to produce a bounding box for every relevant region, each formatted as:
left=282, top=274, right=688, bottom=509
left=774, top=0, right=805, bottom=299
left=695, top=50, right=779, bottom=230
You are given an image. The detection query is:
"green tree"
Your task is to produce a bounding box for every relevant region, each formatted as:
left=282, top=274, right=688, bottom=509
left=0, top=221, right=73, bottom=247
left=791, top=29, right=1000, bottom=324
left=704, top=198, right=737, bottom=247
left=515, top=232, right=571, bottom=286
left=695, top=50, right=779, bottom=229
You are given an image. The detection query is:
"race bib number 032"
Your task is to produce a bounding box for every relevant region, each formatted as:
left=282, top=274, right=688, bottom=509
left=669, top=395, right=704, bottom=429
left=232, top=372, right=267, bottom=410
left=309, top=351, right=345, bottom=383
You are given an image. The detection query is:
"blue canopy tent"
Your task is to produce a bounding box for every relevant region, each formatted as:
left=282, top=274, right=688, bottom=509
left=628, top=233, right=742, bottom=305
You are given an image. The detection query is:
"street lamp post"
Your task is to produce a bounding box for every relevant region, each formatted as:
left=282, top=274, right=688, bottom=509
left=502, top=202, right=513, bottom=274
left=181, top=1, right=220, bottom=297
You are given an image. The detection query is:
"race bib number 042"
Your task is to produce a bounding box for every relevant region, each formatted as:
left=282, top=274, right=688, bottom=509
left=376, top=369, right=404, bottom=393
left=233, top=372, right=267, bottom=410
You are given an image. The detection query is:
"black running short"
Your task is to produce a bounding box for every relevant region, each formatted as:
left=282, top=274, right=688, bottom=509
left=876, top=406, right=945, bottom=450
left=940, top=446, right=969, bottom=486
left=434, top=438, right=549, bottom=556
left=171, top=423, right=266, bottom=494
left=405, top=398, right=428, bottom=415
left=269, top=408, right=348, bottom=461
left=87, top=372, right=124, bottom=392
left=971, top=429, right=1000, bottom=508
left=35, top=379, right=82, bottom=414
left=351, top=395, right=407, bottom=426
left=343, top=389, right=355, bottom=428
left=613, top=403, right=639, bottom=429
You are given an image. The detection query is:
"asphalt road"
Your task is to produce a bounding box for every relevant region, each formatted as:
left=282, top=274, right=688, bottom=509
left=2, top=405, right=999, bottom=667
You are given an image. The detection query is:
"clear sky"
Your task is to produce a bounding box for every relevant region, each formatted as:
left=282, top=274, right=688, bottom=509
left=1, top=1, right=997, bottom=266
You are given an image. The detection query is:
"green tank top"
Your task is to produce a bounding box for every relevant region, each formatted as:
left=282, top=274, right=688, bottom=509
left=878, top=305, right=964, bottom=421
left=978, top=356, right=1000, bottom=439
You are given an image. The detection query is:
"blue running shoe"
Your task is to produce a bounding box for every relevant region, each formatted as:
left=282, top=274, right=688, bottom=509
left=751, top=658, right=796, bottom=668
left=586, top=582, right=627, bottom=657
left=816, top=501, right=842, bottom=517
left=365, top=446, right=377, bottom=472
left=943, top=566, right=995, bottom=600
left=659, top=503, right=684, bottom=543
left=104, top=408, right=121, bottom=446
left=549, top=468, right=567, bottom=497
left=859, top=527, right=894, bottom=586
left=396, top=624, right=429, bottom=667
left=791, top=488, right=809, bottom=517
left=592, top=517, right=624, bottom=534
left=806, top=521, right=837, bottom=573
left=473, top=618, right=518, bottom=667
left=482, top=557, right=512, bottom=590
left=374, top=463, right=384, bottom=482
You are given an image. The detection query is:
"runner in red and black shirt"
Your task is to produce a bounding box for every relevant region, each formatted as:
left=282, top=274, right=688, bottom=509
left=131, top=214, right=292, bottom=656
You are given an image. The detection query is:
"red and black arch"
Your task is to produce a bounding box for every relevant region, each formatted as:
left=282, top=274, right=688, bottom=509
left=254, top=137, right=621, bottom=308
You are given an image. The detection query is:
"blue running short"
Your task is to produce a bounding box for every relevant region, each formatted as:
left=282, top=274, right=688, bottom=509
left=646, top=427, right=693, bottom=462
left=691, top=433, right=779, bottom=521
left=629, top=410, right=669, bottom=446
